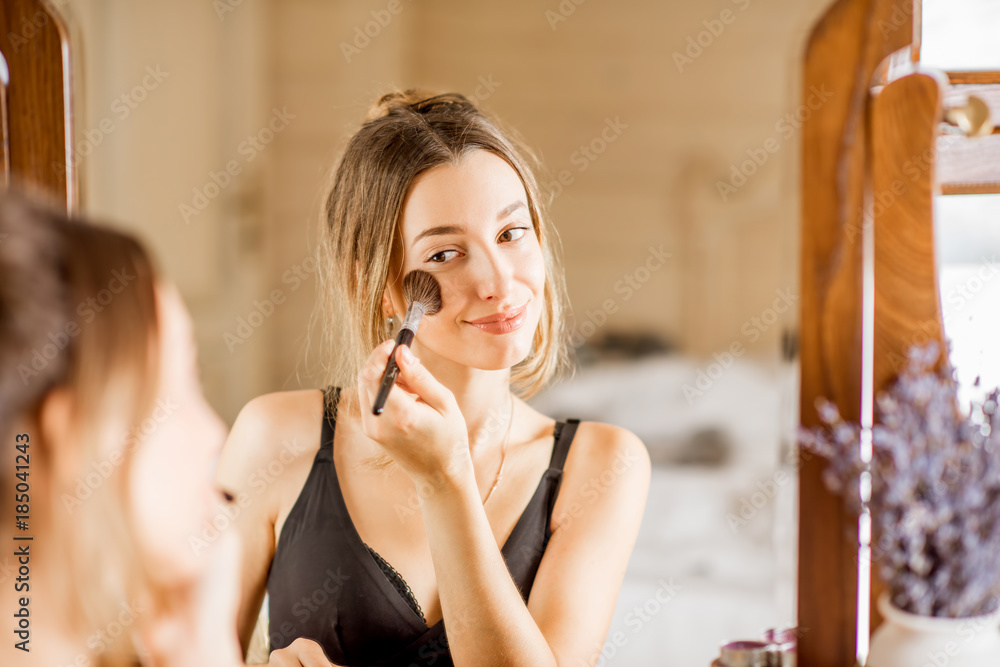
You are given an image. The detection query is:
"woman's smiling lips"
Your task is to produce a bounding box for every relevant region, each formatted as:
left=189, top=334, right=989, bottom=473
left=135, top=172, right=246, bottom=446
left=465, top=303, right=528, bottom=334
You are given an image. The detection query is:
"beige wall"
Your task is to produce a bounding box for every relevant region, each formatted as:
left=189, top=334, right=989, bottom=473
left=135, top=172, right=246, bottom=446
left=67, top=0, right=834, bottom=423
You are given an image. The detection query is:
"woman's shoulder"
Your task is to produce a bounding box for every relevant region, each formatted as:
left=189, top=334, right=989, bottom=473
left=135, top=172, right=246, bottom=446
left=216, top=388, right=328, bottom=487
left=231, top=388, right=327, bottom=442
left=521, top=401, right=649, bottom=474
left=548, top=419, right=651, bottom=534
left=563, top=420, right=651, bottom=482
left=235, top=387, right=328, bottom=427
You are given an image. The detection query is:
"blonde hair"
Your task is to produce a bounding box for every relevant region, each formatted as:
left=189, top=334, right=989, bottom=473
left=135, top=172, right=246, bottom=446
left=0, top=191, right=161, bottom=666
left=315, top=89, right=573, bottom=431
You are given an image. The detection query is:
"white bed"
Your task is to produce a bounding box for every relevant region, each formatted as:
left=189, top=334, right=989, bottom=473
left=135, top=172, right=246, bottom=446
left=528, top=352, right=799, bottom=666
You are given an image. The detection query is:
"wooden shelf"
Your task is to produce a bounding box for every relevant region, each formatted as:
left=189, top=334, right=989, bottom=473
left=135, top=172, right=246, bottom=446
left=936, top=83, right=1000, bottom=195
left=948, top=71, right=1000, bottom=85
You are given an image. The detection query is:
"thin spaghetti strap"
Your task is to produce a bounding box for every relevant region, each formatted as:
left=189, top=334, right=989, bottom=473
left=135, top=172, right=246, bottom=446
left=549, top=418, right=580, bottom=471
left=319, top=386, right=341, bottom=451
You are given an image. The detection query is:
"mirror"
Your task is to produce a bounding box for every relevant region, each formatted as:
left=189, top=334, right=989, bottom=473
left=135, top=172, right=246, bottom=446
left=59, top=0, right=821, bottom=663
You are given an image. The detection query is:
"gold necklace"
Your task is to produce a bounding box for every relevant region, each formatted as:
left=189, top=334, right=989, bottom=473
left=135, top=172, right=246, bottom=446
left=482, top=393, right=513, bottom=505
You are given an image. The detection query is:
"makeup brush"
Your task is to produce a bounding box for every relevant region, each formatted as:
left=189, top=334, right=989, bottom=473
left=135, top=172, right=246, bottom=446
left=372, top=270, right=443, bottom=415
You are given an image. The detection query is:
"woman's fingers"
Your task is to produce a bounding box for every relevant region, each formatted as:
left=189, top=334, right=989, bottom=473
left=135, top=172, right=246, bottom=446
left=356, top=339, right=395, bottom=414
left=353, top=339, right=466, bottom=481
left=268, top=637, right=335, bottom=666
left=393, top=344, right=452, bottom=415
left=358, top=339, right=395, bottom=397
left=357, top=339, right=449, bottom=419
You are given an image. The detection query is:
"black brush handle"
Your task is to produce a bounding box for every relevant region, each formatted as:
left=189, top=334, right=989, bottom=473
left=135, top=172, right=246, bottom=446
left=372, top=327, right=415, bottom=415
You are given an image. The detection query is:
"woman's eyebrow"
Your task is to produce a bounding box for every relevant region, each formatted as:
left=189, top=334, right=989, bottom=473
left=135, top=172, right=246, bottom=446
left=412, top=200, right=528, bottom=246
left=413, top=224, right=464, bottom=245
left=497, top=199, right=527, bottom=220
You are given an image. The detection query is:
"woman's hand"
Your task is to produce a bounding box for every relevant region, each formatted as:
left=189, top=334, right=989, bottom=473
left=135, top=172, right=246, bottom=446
left=266, top=637, right=337, bottom=666
left=356, top=339, right=472, bottom=489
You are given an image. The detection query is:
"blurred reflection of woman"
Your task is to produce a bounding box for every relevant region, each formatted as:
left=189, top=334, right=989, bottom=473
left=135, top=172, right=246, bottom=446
left=217, top=90, right=651, bottom=666
left=0, top=192, right=242, bottom=667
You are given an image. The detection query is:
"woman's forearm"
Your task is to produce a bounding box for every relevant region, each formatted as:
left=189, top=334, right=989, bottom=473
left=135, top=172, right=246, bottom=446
left=416, top=459, right=558, bottom=667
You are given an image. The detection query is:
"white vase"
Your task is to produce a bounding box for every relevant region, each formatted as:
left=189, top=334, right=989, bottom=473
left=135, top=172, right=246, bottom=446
left=867, top=592, right=1000, bottom=667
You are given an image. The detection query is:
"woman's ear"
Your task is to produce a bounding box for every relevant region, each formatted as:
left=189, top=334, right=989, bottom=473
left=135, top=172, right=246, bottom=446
left=37, top=386, right=83, bottom=485
left=381, top=288, right=394, bottom=319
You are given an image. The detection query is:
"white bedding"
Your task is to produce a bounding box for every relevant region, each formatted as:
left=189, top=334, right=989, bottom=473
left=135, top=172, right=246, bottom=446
left=528, top=352, right=799, bottom=666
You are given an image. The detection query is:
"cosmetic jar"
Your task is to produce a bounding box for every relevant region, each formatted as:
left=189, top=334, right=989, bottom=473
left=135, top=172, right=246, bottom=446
left=715, top=640, right=770, bottom=666
left=710, top=628, right=797, bottom=666
left=762, top=627, right=796, bottom=666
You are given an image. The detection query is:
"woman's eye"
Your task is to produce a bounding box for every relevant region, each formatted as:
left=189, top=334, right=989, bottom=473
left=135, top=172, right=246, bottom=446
left=428, top=249, right=458, bottom=263
left=500, top=226, right=530, bottom=243
left=425, top=227, right=529, bottom=263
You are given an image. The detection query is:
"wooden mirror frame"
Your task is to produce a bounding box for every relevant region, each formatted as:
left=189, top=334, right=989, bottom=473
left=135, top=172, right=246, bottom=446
left=9, top=1, right=1000, bottom=663
left=0, top=0, right=76, bottom=209
left=799, top=1, right=999, bottom=664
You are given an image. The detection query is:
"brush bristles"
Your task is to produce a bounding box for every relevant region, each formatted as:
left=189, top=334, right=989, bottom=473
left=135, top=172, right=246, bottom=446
left=401, top=270, right=442, bottom=316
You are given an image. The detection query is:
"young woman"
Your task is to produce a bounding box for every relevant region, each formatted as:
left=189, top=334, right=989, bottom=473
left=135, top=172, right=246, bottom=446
left=0, top=192, right=243, bottom=667
left=217, top=90, right=651, bottom=666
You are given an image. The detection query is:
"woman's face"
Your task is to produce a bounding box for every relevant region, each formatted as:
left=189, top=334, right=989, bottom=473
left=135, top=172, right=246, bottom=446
left=128, top=282, right=228, bottom=584
left=389, top=149, right=546, bottom=371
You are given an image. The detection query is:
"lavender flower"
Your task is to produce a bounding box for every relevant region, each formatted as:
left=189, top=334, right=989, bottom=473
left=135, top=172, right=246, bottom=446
left=798, top=342, right=1000, bottom=618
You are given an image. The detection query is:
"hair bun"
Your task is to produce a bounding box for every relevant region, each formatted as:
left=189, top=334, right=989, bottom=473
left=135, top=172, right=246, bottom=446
left=364, top=89, right=477, bottom=122
left=365, top=89, right=432, bottom=122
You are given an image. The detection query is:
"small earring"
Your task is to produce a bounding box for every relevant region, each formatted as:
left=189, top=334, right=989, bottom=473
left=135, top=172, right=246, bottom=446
left=385, top=315, right=394, bottom=338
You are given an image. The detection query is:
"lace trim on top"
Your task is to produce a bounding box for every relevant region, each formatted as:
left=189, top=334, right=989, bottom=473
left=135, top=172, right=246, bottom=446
left=363, top=542, right=426, bottom=624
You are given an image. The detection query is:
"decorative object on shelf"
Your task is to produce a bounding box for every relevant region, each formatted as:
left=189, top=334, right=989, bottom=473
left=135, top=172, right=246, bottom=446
left=798, top=342, right=1000, bottom=665
left=865, top=591, right=1000, bottom=667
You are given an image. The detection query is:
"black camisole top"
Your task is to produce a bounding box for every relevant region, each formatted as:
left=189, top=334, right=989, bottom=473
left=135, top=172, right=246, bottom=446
left=266, top=386, right=581, bottom=666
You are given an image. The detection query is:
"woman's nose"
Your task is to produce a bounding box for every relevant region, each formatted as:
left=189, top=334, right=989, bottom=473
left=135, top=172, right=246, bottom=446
left=469, top=245, right=516, bottom=302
